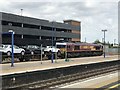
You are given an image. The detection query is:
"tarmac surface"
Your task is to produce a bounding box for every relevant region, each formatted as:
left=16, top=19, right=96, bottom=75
left=1, top=55, right=118, bottom=76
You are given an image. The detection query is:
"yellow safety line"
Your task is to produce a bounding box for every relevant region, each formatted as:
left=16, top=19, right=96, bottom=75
left=104, top=83, right=120, bottom=90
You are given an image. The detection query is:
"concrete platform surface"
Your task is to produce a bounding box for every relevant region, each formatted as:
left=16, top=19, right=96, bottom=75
left=0, top=55, right=119, bottom=76
left=59, top=71, right=119, bottom=89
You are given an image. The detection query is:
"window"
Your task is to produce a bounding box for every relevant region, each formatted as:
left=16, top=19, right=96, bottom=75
left=14, top=45, right=19, bottom=49
left=41, top=26, right=52, bottom=30
left=8, top=23, right=12, bottom=26
left=9, top=46, right=12, bottom=48
left=2, top=21, right=9, bottom=25
left=23, top=24, right=39, bottom=29
left=67, top=45, right=71, bottom=49
left=12, top=22, right=22, bottom=27
left=24, top=35, right=39, bottom=39
left=57, top=45, right=65, bottom=48
left=3, top=45, right=8, bottom=48
left=2, top=20, right=22, bottom=27
left=27, top=45, right=39, bottom=49
left=74, top=45, right=80, bottom=50
left=56, top=28, right=68, bottom=32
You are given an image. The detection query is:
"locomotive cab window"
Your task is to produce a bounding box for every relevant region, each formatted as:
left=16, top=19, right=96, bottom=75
left=67, top=45, right=71, bottom=49
left=95, top=46, right=100, bottom=50
left=57, top=45, right=65, bottom=48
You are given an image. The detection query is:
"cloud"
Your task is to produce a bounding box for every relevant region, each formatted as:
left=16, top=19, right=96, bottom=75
left=0, top=1, right=118, bottom=43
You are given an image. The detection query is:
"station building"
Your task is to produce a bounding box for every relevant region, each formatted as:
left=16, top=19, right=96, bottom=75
left=0, top=12, right=81, bottom=46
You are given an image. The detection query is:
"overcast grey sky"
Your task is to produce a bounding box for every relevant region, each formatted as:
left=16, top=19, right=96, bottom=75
left=0, top=0, right=119, bottom=44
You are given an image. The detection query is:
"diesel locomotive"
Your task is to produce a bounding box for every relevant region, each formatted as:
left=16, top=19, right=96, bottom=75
left=56, top=42, right=103, bottom=58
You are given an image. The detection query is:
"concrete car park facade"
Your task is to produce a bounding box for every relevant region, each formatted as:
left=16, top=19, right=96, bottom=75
left=0, top=12, right=81, bottom=46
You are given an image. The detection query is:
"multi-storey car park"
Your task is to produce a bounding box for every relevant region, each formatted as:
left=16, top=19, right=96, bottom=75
left=0, top=12, right=81, bottom=46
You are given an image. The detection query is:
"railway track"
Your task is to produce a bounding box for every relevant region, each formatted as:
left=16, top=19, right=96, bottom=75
left=6, top=64, right=119, bottom=90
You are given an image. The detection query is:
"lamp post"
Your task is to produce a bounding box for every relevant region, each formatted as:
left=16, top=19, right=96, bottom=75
left=40, top=44, right=42, bottom=64
left=2, top=30, right=15, bottom=67
left=114, top=39, right=116, bottom=46
left=9, top=30, right=15, bottom=67
left=54, top=28, right=57, bottom=63
left=51, top=21, right=54, bottom=63
left=85, top=37, right=86, bottom=43
left=101, top=29, right=107, bottom=58
left=21, top=9, right=23, bottom=16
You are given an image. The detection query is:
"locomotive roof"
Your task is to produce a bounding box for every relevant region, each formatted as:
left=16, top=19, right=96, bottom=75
left=74, top=43, right=102, bottom=46
left=56, top=42, right=102, bottom=46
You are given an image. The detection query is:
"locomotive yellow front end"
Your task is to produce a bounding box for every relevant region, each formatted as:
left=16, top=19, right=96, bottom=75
left=56, top=42, right=67, bottom=53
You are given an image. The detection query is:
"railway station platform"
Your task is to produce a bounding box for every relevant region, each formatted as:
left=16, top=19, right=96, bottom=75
left=59, top=71, right=119, bottom=89
left=1, top=55, right=118, bottom=76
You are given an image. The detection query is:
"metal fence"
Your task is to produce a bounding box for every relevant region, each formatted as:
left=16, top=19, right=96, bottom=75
left=105, top=47, right=120, bottom=55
